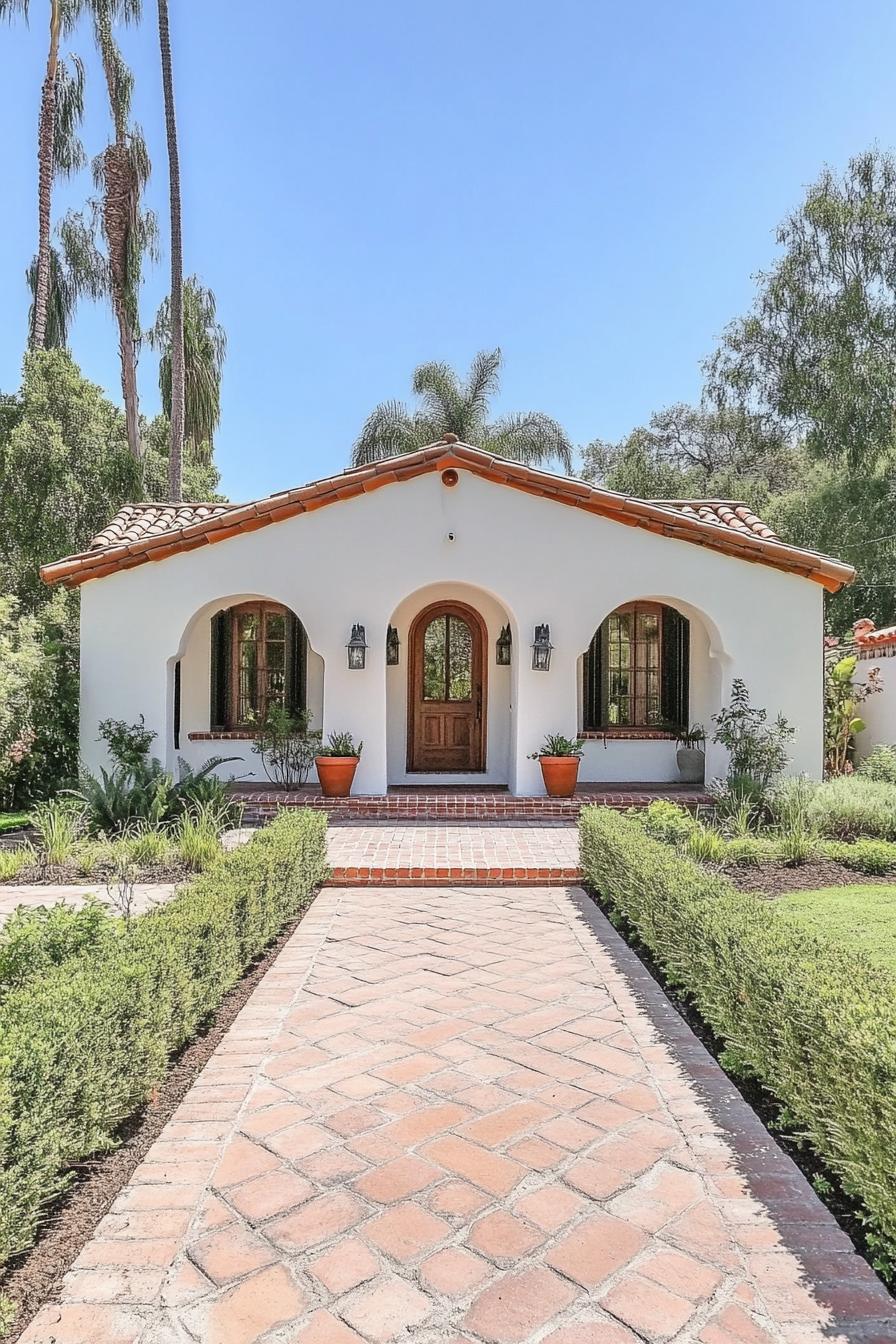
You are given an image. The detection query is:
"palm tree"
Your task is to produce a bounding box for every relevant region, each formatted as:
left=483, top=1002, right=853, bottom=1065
left=352, top=349, right=574, bottom=472
left=150, top=278, right=227, bottom=465
left=2, top=0, right=85, bottom=349
left=88, top=0, right=155, bottom=459
left=156, top=0, right=184, bottom=500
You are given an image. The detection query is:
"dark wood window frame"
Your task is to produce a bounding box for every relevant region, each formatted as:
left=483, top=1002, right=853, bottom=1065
left=209, top=602, right=307, bottom=732
left=583, top=602, right=689, bottom=733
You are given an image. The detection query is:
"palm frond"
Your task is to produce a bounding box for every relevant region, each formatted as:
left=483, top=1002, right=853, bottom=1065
left=93, top=10, right=133, bottom=135
left=411, top=361, right=467, bottom=433
left=26, top=245, right=78, bottom=348
left=351, top=401, right=421, bottom=466
left=484, top=410, right=575, bottom=473
left=464, top=348, right=502, bottom=427
left=151, top=278, right=227, bottom=459
left=58, top=209, right=109, bottom=301
left=53, top=53, right=85, bottom=177
left=0, top=1, right=30, bottom=21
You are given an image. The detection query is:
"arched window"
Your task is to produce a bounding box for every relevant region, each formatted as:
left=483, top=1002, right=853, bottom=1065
left=209, top=603, right=308, bottom=730
left=582, top=602, right=689, bottom=731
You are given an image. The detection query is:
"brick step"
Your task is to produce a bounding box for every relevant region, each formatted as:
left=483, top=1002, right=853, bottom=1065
left=328, top=864, right=582, bottom=887
left=235, top=787, right=710, bottom=825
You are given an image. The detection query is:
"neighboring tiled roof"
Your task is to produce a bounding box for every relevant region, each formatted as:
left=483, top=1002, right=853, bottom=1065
left=89, top=503, right=236, bottom=551
left=853, top=619, right=896, bottom=651
left=650, top=500, right=778, bottom=542
left=41, top=439, right=856, bottom=592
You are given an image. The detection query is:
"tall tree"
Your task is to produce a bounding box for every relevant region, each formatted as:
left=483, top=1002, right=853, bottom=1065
left=26, top=244, right=79, bottom=349
left=1, top=1, right=85, bottom=349
left=156, top=0, right=184, bottom=500
left=150, top=277, right=227, bottom=464
left=707, top=150, right=896, bottom=474
left=352, top=349, right=574, bottom=472
left=88, top=0, right=155, bottom=460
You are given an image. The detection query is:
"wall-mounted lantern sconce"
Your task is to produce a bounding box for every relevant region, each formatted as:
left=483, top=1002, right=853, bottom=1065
left=386, top=625, right=400, bottom=666
left=532, top=624, right=553, bottom=671
left=347, top=624, right=368, bottom=670
left=496, top=625, right=512, bottom=666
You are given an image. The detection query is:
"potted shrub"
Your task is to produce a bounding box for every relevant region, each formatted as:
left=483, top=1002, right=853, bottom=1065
left=315, top=732, right=363, bottom=797
left=675, top=724, right=706, bottom=784
left=530, top=734, right=584, bottom=797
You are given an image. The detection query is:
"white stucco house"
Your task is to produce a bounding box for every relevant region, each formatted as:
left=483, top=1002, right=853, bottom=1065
left=851, top=619, right=896, bottom=761
left=41, top=438, right=855, bottom=796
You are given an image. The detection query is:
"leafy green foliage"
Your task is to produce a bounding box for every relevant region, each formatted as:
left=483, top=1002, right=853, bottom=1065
left=531, top=734, right=585, bottom=758
left=858, top=744, right=896, bottom=785
left=72, top=751, right=238, bottom=836
left=823, top=839, right=896, bottom=876
left=252, top=706, right=322, bottom=788
left=804, top=776, right=896, bottom=842
left=637, top=799, right=701, bottom=845
left=353, top=349, right=573, bottom=472
left=150, top=277, right=227, bottom=461
left=579, top=808, right=896, bottom=1276
left=318, top=732, right=363, bottom=758
left=825, top=655, right=880, bottom=775
left=0, top=589, right=79, bottom=808
left=30, top=798, right=84, bottom=866
left=775, top=883, right=896, bottom=972
left=98, top=715, right=157, bottom=770
left=0, top=809, right=328, bottom=1269
left=0, top=900, right=116, bottom=994
left=712, top=680, right=794, bottom=801
left=0, top=848, right=32, bottom=881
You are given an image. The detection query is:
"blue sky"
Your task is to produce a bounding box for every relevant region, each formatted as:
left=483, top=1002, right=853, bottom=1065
left=2, top=0, right=895, bottom=501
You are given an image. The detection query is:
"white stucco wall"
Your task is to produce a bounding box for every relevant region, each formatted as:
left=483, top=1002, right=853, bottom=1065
left=854, top=652, right=896, bottom=759
left=77, top=468, right=826, bottom=793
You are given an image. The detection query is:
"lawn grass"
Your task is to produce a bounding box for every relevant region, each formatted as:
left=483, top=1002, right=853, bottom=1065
left=0, top=812, right=30, bottom=835
left=775, top=884, right=896, bottom=972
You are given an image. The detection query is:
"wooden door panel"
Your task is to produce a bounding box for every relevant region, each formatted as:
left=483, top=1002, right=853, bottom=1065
left=408, top=602, right=487, bottom=773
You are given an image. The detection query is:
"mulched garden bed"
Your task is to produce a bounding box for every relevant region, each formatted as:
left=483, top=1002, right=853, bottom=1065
left=0, top=859, right=192, bottom=886
left=719, top=857, right=895, bottom=896
left=0, top=904, right=313, bottom=1343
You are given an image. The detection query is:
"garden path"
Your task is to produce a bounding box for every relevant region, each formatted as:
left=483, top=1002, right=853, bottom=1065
left=0, top=883, right=177, bottom=927
left=20, top=884, right=895, bottom=1344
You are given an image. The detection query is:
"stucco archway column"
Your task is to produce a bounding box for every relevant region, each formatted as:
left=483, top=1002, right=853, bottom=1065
left=511, top=629, right=580, bottom=796
left=320, top=624, right=388, bottom=795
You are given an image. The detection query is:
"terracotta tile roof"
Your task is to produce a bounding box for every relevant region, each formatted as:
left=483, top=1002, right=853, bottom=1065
left=853, top=619, right=896, bottom=650
left=650, top=499, right=778, bottom=542
left=41, top=439, right=855, bottom=592
left=89, top=502, right=236, bottom=551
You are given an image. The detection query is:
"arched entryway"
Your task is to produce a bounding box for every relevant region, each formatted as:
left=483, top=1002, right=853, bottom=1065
left=407, top=600, right=487, bottom=772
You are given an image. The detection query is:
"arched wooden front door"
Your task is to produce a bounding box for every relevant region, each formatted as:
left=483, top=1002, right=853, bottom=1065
left=408, top=601, right=487, bottom=772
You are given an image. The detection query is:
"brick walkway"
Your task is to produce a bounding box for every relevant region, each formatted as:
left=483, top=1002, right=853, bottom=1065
left=22, top=886, right=894, bottom=1344
left=326, top=823, right=580, bottom=885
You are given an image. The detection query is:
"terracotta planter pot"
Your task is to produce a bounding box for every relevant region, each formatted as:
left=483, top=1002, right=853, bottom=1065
left=315, top=756, right=360, bottom=798
left=538, top=755, right=580, bottom=798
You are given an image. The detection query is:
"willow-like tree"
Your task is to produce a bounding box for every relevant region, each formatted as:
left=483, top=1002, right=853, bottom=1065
left=156, top=0, right=184, bottom=499
left=352, top=349, right=574, bottom=471
left=150, top=277, right=227, bottom=464
left=2, top=0, right=86, bottom=349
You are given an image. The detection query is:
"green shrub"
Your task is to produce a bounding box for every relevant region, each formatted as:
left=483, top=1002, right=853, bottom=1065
left=823, top=839, right=896, bottom=875
left=723, top=835, right=776, bottom=866
left=30, top=798, right=84, bottom=866
left=0, top=900, right=117, bottom=993
left=807, top=776, right=896, bottom=841
left=579, top=806, right=896, bottom=1270
left=121, top=822, right=175, bottom=868
left=0, top=847, right=32, bottom=881
left=0, top=809, right=328, bottom=1267
left=173, top=804, right=224, bottom=872
left=683, top=825, right=728, bottom=864
left=637, top=800, right=700, bottom=845
left=859, top=744, right=896, bottom=786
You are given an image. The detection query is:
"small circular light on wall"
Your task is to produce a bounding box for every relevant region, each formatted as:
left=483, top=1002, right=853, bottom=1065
left=441, top=468, right=459, bottom=487
left=532, top=624, right=553, bottom=672
left=347, top=624, right=368, bottom=670
left=386, top=625, right=400, bottom=666
left=496, top=624, right=512, bottom=666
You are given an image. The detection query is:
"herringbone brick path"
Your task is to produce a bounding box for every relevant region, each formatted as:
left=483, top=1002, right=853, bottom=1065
left=22, top=887, right=895, bottom=1344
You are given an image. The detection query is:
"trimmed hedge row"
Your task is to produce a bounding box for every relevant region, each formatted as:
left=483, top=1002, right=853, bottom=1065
left=580, top=806, right=896, bottom=1267
left=0, top=809, right=328, bottom=1265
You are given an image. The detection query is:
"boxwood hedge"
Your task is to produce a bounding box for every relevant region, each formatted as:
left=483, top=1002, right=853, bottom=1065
left=0, top=809, right=328, bottom=1266
left=580, top=805, right=896, bottom=1269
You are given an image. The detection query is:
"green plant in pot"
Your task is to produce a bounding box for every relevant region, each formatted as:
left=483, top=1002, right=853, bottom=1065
left=530, top=733, right=584, bottom=797
left=675, top=724, right=706, bottom=785
left=315, top=732, right=363, bottom=797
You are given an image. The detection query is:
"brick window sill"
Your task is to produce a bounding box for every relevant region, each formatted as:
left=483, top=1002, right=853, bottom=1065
left=581, top=729, right=679, bottom=742
left=188, top=730, right=259, bottom=741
